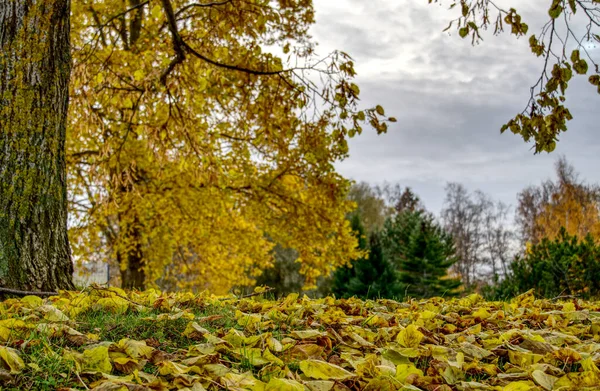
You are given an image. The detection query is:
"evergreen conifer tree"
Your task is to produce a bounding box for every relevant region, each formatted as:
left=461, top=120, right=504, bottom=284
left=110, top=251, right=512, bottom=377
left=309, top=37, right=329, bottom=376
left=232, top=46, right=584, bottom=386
left=491, top=228, right=600, bottom=300
left=383, top=210, right=461, bottom=299
left=332, top=215, right=402, bottom=299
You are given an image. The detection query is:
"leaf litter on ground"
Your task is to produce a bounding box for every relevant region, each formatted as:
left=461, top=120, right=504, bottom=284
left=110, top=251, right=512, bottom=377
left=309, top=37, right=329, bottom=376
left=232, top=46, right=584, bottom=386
left=0, top=286, right=600, bottom=390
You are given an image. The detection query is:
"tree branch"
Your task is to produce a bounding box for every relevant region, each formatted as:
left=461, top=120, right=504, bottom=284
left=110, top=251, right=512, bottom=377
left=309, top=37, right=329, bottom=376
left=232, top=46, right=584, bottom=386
left=175, top=0, right=233, bottom=17
left=0, top=287, right=58, bottom=297
left=101, top=0, right=149, bottom=30
left=159, top=0, right=290, bottom=84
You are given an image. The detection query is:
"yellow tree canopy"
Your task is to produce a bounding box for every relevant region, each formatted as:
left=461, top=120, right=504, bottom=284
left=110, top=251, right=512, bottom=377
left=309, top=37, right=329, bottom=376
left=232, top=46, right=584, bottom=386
left=67, top=0, right=393, bottom=293
left=534, top=182, right=600, bottom=244
left=518, top=158, right=600, bottom=250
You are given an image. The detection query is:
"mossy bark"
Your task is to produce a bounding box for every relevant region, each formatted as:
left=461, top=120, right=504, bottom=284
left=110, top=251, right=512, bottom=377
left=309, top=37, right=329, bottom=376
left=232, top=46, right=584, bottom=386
left=0, top=0, right=75, bottom=291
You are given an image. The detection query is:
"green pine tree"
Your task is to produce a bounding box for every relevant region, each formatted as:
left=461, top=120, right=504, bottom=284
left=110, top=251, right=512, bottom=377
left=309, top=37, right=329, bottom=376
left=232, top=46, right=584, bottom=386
left=383, top=210, right=461, bottom=300
left=490, top=227, right=600, bottom=300
left=332, top=215, right=403, bottom=299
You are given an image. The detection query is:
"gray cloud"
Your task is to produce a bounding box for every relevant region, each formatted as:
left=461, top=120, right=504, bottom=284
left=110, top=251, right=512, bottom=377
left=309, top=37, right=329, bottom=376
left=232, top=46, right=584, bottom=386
left=311, top=0, right=600, bottom=214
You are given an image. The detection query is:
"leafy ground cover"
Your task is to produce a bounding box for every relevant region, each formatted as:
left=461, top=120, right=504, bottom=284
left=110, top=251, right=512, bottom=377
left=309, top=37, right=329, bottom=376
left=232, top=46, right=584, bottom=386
left=0, top=287, right=599, bottom=390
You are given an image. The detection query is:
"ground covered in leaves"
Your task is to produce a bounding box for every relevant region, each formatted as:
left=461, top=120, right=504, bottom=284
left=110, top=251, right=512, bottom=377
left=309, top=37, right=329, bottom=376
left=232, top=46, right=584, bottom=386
left=0, top=287, right=600, bottom=390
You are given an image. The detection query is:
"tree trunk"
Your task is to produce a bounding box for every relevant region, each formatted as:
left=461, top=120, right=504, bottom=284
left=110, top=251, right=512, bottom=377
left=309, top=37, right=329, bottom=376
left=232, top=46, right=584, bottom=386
left=120, top=251, right=145, bottom=290
left=119, top=215, right=145, bottom=290
left=0, top=0, right=75, bottom=291
left=117, top=3, right=146, bottom=291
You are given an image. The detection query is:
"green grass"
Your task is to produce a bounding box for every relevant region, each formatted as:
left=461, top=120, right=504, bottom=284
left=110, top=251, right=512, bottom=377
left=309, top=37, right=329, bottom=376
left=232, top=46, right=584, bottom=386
left=74, top=304, right=239, bottom=352
left=10, top=332, right=78, bottom=391
left=1, top=301, right=240, bottom=390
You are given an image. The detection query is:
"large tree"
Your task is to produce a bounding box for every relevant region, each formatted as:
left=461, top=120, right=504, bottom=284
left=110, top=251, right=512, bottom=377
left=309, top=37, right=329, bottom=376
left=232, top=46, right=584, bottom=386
left=67, top=0, right=392, bottom=292
left=441, top=183, right=514, bottom=286
left=0, top=0, right=75, bottom=291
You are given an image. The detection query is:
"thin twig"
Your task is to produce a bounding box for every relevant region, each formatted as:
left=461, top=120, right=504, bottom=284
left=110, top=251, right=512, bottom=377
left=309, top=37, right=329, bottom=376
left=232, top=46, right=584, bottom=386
left=220, top=287, right=275, bottom=301
left=205, top=377, right=227, bottom=389
left=175, top=0, right=233, bottom=16
left=239, top=287, right=275, bottom=299
left=76, top=372, right=90, bottom=390
left=88, top=285, right=147, bottom=308
left=0, top=287, right=58, bottom=297
left=551, top=294, right=579, bottom=301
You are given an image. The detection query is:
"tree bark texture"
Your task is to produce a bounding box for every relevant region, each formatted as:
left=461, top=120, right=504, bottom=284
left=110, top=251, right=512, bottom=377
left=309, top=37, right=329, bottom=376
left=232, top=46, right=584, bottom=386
left=118, top=214, right=146, bottom=290
left=0, top=0, right=75, bottom=290
left=118, top=2, right=146, bottom=290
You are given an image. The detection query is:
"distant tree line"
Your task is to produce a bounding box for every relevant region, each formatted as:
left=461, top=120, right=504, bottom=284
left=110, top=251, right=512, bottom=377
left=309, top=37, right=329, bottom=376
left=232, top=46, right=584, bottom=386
left=257, top=157, right=600, bottom=301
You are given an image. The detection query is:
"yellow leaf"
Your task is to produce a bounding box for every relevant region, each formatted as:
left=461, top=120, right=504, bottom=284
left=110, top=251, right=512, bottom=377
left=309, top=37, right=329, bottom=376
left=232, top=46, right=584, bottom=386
left=151, top=310, right=195, bottom=321
left=234, top=347, right=270, bottom=366
left=95, top=297, right=129, bottom=314
left=290, top=330, right=325, bottom=339
left=0, top=346, right=25, bottom=374
left=235, top=311, right=262, bottom=329
left=580, top=357, right=600, bottom=373
left=91, top=384, right=129, bottom=391
left=222, top=372, right=265, bottom=390
left=82, top=346, right=112, bottom=373
left=419, top=310, right=437, bottom=320
left=151, top=5, right=162, bottom=19
left=158, top=360, right=189, bottom=376
left=383, top=349, right=412, bottom=365
left=134, top=69, right=145, bottom=81
left=364, top=377, right=404, bottom=390
left=508, top=350, right=543, bottom=367
left=365, top=314, right=389, bottom=327
left=122, top=98, right=133, bottom=109
left=115, top=338, right=154, bottom=359
left=0, top=319, right=28, bottom=342
left=396, top=324, right=424, bottom=348
left=94, top=73, right=104, bottom=84
left=288, top=344, right=325, bottom=360
left=459, top=342, right=493, bottom=360
left=39, top=305, right=70, bottom=322
left=299, top=359, right=355, bottom=380
left=553, top=347, right=582, bottom=363
left=441, top=365, right=464, bottom=385
left=113, top=357, right=142, bottom=374
left=395, top=363, right=423, bottom=383
left=554, top=370, right=599, bottom=387
left=265, top=378, right=305, bottom=390
left=266, top=337, right=283, bottom=352
left=531, top=369, right=557, bottom=390
left=262, top=348, right=283, bottom=366
left=472, top=308, right=491, bottom=319
left=197, top=78, right=208, bottom=92
left=21, top=295, right=43, bottom=308
left=502, top=381, right=535, bottom=391
left=183, top=322, right=210, bottom=340
left=203, top=363, right=231, bottom=377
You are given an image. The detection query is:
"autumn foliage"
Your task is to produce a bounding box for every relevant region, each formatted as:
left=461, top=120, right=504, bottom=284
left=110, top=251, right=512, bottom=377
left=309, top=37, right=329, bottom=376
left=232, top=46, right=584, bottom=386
left=67, top=0, right=392, bottom=293
left=1, top=288, right=600, bottom=389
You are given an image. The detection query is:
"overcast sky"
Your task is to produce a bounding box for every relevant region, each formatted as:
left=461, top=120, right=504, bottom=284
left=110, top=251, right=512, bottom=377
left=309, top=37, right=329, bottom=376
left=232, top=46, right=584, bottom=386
left=310, top=0, right=599, bottom=215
